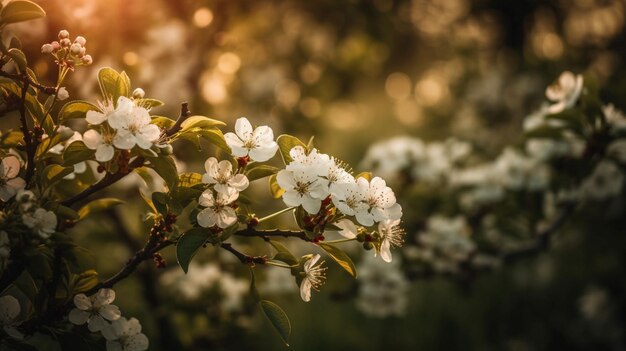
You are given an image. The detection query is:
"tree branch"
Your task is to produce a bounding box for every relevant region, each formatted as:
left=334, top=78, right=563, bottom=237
left=0, top=70, right=57, bottom=95
left=220, top=242, right=267, bottom=265
left=234, top=227, right=310, bottom=241
left=84, top=238, right=173, bottom=296
left=18, top=78, right=37, bottom=185
left=164, top=102, right=191, bottom=138
left=61, top=157, right=145, bottom=208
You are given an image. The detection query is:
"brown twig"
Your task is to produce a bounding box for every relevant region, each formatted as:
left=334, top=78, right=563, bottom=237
left=220, top=242, right=267, bottom=265
left=0, top=70, right=57, bottom=95
left=234, top=227, right=311, bottom=241
left=164, top=102, right=191, bottom=138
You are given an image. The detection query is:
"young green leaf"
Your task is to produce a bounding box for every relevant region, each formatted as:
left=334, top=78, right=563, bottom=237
left=269, top=174, right=285, bottom=199
left=62, top=141, right=95, bottom=166
left=180, top=115, right=226, bottom=130
left=97, top=67, right=128, bottom=102
left=276, top=134, right=306, bottom=165
left=268, top=240, right=298, bottom=266
left=59, top=100, right=99, bottom=121
left=42, top=164, right=74, bottom=187
left=147, top=155, right=178, bottom=190
left=77, top=198, right=124, bottom=220
left=317, top=242, right=357, bottom=278
left=245, top=165, right=280, bottom=182
left=260, top=300, right=291, bottom=346
left=0, top=0, right=45, bottom=24
left=176, top=228, right=210, bottom=273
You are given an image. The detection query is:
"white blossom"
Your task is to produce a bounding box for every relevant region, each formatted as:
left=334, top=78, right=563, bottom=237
left=0, top=295, right=23, bottom=339
left=354, top=177, right=402, bottom=226
left=356, top=255, right=409, bottom=318
left=329, top=181, right=365, bottom=217
left=57, top=87, right=69, bottom=101
left=376, top=219, right=404, bottom=263
left=608, top=140, right=626, bottom=164
left=85, top=100, right=118, bottom=125
left=107, top=97, right=160, bottom=150
left=329, top=218, right=359, bottom=239
left=196, top=189, right=239, bottom=228
left=83, top=129, right=116, bottom=162
left=102, top=317, right=149, bottom=351
left=0, top=156, right=25, bottom=202
left=224, top=117, right=278, bottom=162
left=276, top=168, right=328, bottom=214
left=22, top=208, right=57, bottom=239
left=417, top=215, right=475, bottom=272
left=300, top=254, right=327, bottom=302
left=545, top=71, right=583, bottom=114
left=68, top=288, right=121, bottom=332
left=201, top=157, right=249, bottom=195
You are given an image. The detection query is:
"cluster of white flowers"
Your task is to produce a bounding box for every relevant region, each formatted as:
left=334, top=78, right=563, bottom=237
left=356, top=254, right=409, bottom=318
left=196, top=157, right=249, bottom=229
left=69, top=288, right=148, bottom=351
left=412, top=216, right=477, bottom=274
left=17, top=190, right=57, bottom=240
left=0, top=295, right=23, bottom=339
left=360, top=137, right=472, bottom=185
left=83, top=96, right=161, bottom=162
left=277, top=146, right=402, bottom=222
left=159, top=262, right=249, bottom=312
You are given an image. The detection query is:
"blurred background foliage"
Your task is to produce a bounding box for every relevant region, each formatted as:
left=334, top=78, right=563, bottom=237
left=8, top=0, right=626, bottom=350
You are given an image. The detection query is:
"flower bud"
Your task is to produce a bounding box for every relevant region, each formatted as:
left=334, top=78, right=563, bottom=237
left=79, top=47, right=86, bottom=57
left=70, top=43, right=82, bottom=55
left=81, top=55, right=93, bottom=65
left=132, top=88, right=145, bottom=99
left=51, top=41, right=60, bottom=50
left=60, top=38, right=71, bottom=47
left=41, top=44, right=53, bottom=54
left=74, top=36, right=86, bottom=46
left=57, top=87, right=69, bottom=101
left=363, top=242, right=374, bottom=250
left=58, top=30, right=70, bottom=39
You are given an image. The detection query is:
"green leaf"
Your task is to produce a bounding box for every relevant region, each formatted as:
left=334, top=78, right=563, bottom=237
left=1, top=130, right=24, bottom=148
left=42, top=164, right=74, bottom=187
left=97, top=67, right=128, bottom=102
left=317, top=242, right=357, bottom=278
left=276, top=134, right=306, bottom=165
left=176, top=228, right=210, bottom=273
left=151, top=116, right=176, bottom=129
left=77, top=198, right=124, bottom=220
left=268, top=174, right=284, bottom=199
left=260, top=300, right=291, bottom=346
left=148, top=155, right=178, bottom=190
left=197, top=128, right=230, bottom=151
left=135, top=98, right=164, bottom=109
left=62, top=141, right=94, bottom=166
left=246, top=165, right=280, bottom=182
left=72, top=270, right=99, bottom=294
left=180, top=115, right=226, bottom=130
left=59, top=100, right=99, bottom=121
left=178, top=172, right=203, bottom=187
left=0, top=0, right=45, bottom=24
left=7, top=48, right=26, bottom=72
left=268, top=240, right=298, bottom=266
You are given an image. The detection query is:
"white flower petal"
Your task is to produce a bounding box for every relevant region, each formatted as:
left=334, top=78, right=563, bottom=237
left=234, top=117, right=253, bottom=140
left=88, top=314, right=108, bottom=332
left=73, top=293, right=92, bottom=310
left=96, top=144, right=115, bottom=162
left=100, top=305, right=121, bottom=321
left=300, top=278, right=312, bottom=302
left=68, top=308, right=90, bottom=325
